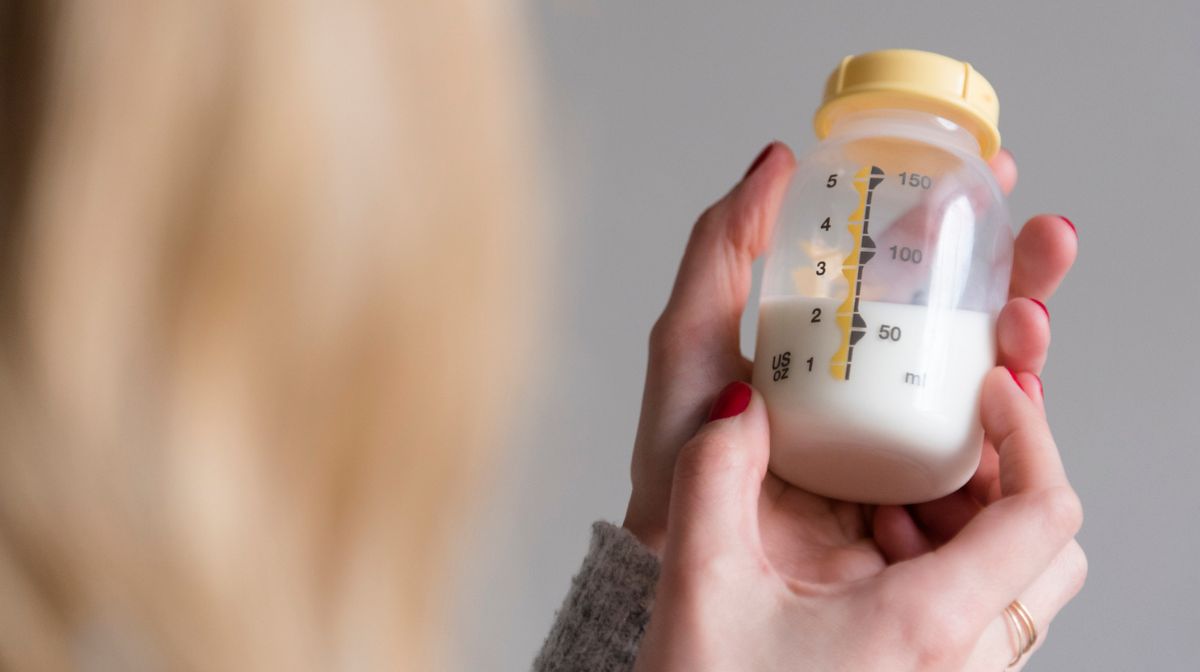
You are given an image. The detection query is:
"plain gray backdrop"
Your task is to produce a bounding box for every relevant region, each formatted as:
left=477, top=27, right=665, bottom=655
left=454, top=2, right=1200, bottom=670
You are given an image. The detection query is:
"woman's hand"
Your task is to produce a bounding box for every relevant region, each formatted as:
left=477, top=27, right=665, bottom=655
left=621, top=141, right=1084, bottom=668
left=634, top=371, right=1084, bottom=671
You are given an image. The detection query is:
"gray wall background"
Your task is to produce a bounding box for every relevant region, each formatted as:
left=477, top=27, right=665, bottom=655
left=455, top=2, right=1200, bottom=670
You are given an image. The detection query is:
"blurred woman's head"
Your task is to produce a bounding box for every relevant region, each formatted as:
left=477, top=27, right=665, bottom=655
left=0, top=1, right=536, bottom=669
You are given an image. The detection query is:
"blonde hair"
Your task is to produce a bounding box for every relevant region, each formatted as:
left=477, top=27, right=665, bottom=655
left=0, top=1, right=536, bottom=669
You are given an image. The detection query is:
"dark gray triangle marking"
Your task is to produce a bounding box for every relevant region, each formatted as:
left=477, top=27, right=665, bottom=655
left=869, top=166, right=885, bottom=188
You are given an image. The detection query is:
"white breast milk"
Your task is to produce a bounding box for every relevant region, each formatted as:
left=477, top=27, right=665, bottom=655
left=753, top=296, right=995, bottom=503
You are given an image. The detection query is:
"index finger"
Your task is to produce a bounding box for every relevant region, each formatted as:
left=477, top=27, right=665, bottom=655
left=656, top=141, right=796, bottom=355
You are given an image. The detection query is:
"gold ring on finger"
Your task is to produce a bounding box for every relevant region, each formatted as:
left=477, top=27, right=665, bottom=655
left=1003, top=599, right=1038, bottom=668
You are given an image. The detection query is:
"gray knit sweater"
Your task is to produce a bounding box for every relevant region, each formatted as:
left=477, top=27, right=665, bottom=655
left=533, top=522, right=661, bottom=672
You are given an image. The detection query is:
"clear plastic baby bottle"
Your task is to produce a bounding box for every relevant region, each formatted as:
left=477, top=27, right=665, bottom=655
left=752, top=49, right=1013, bottom=504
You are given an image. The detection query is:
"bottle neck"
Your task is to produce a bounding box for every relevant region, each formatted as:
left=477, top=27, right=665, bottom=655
left=824, top=109, right=983, bottom=158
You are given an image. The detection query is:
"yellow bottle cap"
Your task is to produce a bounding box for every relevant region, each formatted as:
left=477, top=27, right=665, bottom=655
left=813, top=49, right=1001, bottom=159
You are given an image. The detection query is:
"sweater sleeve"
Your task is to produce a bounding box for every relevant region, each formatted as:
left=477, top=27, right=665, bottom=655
left=532, top=521, right=661, bottom=672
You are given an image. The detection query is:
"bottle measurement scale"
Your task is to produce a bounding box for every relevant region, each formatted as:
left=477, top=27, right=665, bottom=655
left=831, top=165, right=884, bottom=381
left=769, top=164, right=937, bottom=392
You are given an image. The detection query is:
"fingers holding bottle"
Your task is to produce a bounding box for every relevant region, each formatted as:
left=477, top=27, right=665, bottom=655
left=897, top=367, right=1082, bottom=630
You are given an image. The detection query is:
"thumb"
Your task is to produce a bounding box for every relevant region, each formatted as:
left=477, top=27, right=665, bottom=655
left=665, top=381, right=770, bottom=569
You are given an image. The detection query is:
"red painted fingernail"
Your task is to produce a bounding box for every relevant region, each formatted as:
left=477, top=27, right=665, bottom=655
left=1059, top=215, right=1076, bottom=237
left=1005, top=367, right=1020, bottom=386
left=743, top=142, right=776, bottom=179
left=708, top=381, right=752, bottom=421
left=1029, top=297, right=1049, bottom=320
